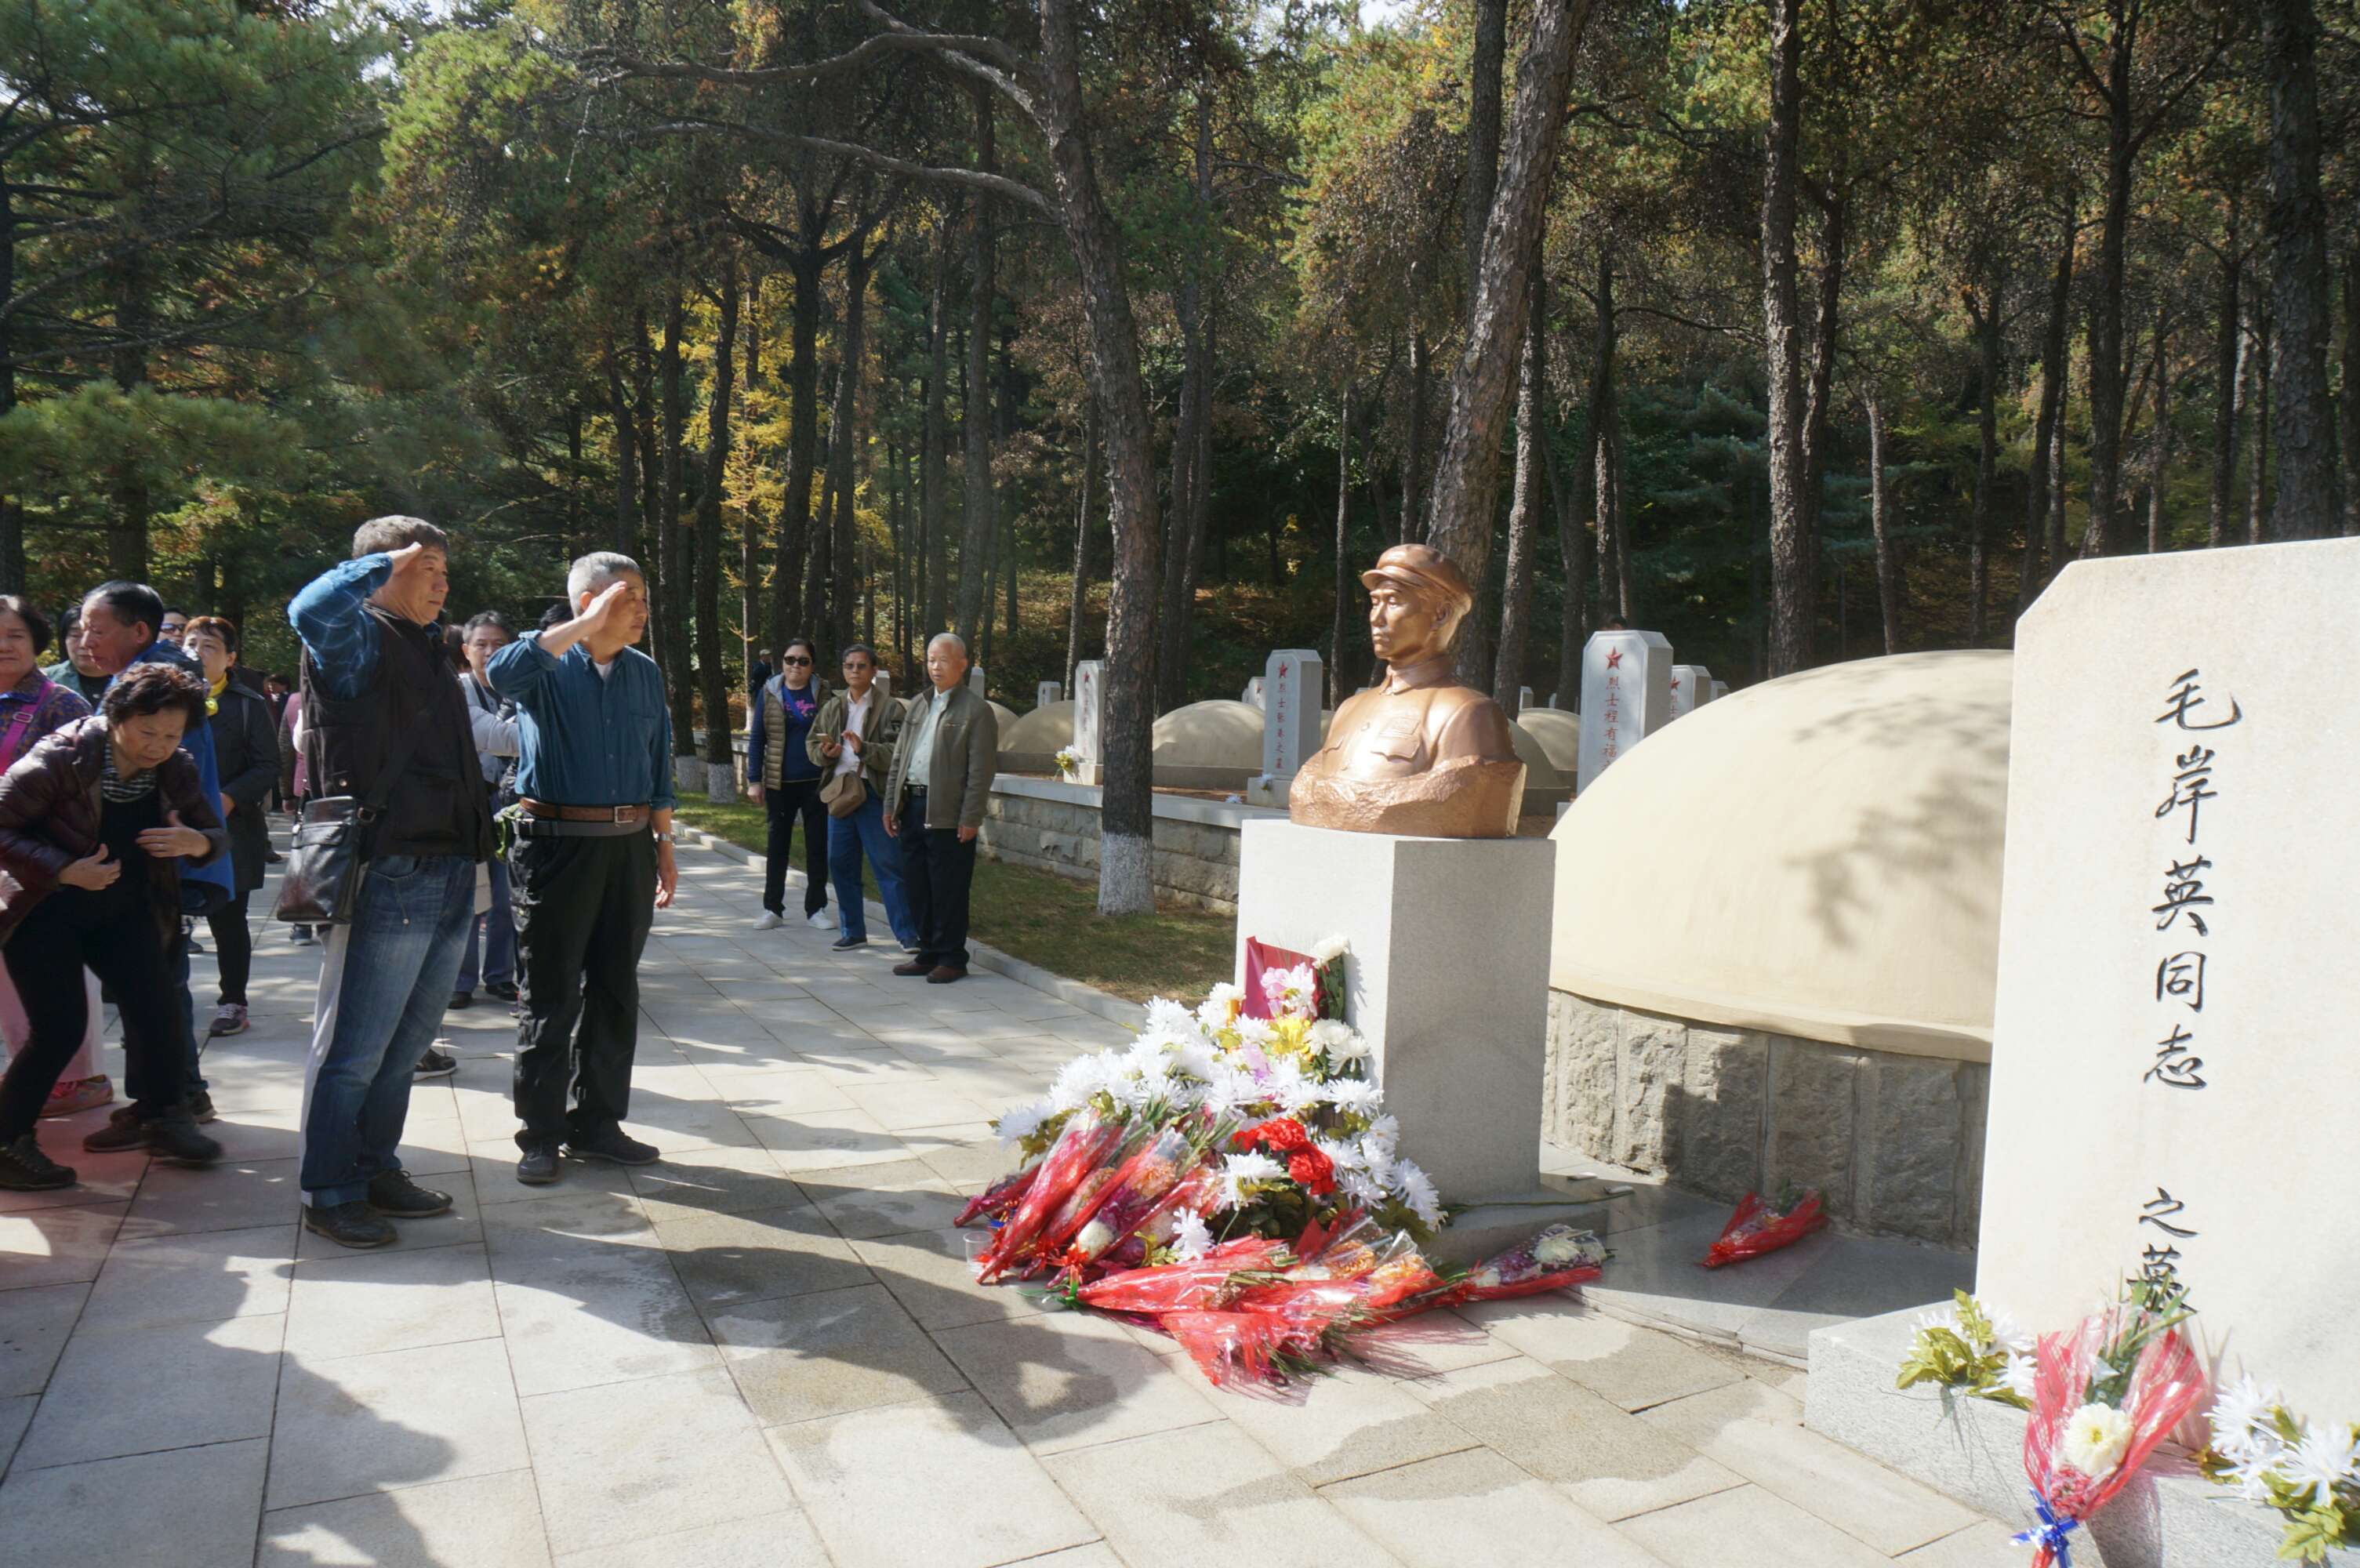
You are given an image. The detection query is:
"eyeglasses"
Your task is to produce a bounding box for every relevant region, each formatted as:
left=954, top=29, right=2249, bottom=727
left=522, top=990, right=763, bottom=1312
left=781, top=655, right=812, bottom=666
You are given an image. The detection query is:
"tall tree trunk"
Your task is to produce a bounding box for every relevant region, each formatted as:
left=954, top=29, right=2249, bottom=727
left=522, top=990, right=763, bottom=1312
left=2046, top=358, right=2070, bottom=571
left=1967, top=289, right=1999, bottom=641
left=1492, top=268, right=1547, bottom=713
left=829, top=239, right=875, bottom=656
left=1066, top=397, right=1099, bottom=694
left=1799, top=194, right=1846, bottom=608
left=2260, top=0, right=2344, bottom=539
left=955, top=87, right=999, bottom=644
left=696, top=256, right=739, bottom=788
left=1587, top=252, right=1620, bottom=626
left=2146, top=310, right=2173, bottom=551
left=0, top=172, right=20, bottom=593
left=2020, top=199, right=2077, bottom=608
left=2085, top=33, right=2138, bottom=557
left=1761, top=0, right=1810, bottom=673
left=923, top=212, right=955, bottom=637
left=806, top=358, right=838, bottom=639
left=657, top=280, right=695, bottom=761
left=1424, top=0, right=1595, bottom=688
left=2209, top=203, right=2244, bottom=548
left=776, top=248, right=826, bottom=644
left=1400, top=320, right=1429, bottom=543
left=740, top=274, right=764, bottom=684
left=1549, top=358, right=1591, bottom=707
left=1330, top=382, right=1356, bottom=711
left=2248, top=311, right=2273, bottom=542
left=1157, top=214, right=1210, bottom=706
left=1867, top=394, right=1902, bottom=652
left=1465, top=0, right=1509, bottom=289
left=605, top=328, right=640, bottom=554
left=633, top=309, right=659, bottom=555
left=2342, top=255, right=2360, bottom=534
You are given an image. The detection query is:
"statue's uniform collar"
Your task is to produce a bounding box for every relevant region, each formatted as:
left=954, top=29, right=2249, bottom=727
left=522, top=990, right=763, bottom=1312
left=1380, top=654, right=1453, bottom=695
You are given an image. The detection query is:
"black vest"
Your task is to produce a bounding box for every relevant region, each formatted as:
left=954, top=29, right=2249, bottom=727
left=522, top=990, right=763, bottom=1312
left=301, top=605, right=492, bottom=862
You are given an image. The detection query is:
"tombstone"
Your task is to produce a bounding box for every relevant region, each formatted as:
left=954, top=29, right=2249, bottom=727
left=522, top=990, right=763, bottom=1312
left=1036, top=681, right=1062, bottom=708
left=967, top=663, right=986, bottom=695
left=1069, top=659, right=1106, bottom=786
left=1241, top=676, right=1265, bottom=710
left=1574, top=630, right=1672, bottom=793
left=1251, top=651, right=1322, bottom=803
left=1516, top=684, right=1534, bottom=717
left=1668, top=663, right=1714, bottom=720
left=1979, top=538, right=2360, bottom=1421
left=1710, top=679, right=1729, bottom=703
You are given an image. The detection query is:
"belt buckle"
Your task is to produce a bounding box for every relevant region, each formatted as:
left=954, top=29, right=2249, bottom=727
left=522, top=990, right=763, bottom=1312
left=611, top=805, right=631, bottom=825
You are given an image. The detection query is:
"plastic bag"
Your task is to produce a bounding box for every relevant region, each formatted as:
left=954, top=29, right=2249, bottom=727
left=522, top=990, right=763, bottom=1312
left=1701, top=1186, right=1828, bottom=1268
left=1076, top=1237, right=1293, bottom=1315
left=1453, top=1225, right=1610, bottom=1302
left=976, top=1109, right=1122, bottom=1282
left=953, top=1162, right=1040, bottom=1229
left=2014, top=1306, right=2205, bottom=1567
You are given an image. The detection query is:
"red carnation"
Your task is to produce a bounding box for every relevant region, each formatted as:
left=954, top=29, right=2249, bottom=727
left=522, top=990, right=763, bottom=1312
left=1234, top=1118, right=1313, bottom=1155
left=1287, top=1148, right=1336, bottom=1196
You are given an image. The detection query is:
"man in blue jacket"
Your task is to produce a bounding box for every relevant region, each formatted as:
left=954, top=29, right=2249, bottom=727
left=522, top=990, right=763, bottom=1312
left=72, top=581, right=237, bottom=1145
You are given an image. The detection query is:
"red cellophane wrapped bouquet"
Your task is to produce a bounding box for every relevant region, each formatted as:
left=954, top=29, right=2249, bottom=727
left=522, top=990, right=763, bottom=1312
left=1701, top=1181, right=1828, bottom=1268
left=2013, top=1279, right=2205, bottom=1567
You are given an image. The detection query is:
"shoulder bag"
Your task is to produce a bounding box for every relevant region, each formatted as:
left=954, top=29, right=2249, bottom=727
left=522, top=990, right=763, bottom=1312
left=271, top=718, right=425, bottom=926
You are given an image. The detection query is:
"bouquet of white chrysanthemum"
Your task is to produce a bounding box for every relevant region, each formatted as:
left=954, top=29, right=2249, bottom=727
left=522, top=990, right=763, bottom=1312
left=1053, top=746, right=1082, bottom=780
left=2201, top=1377, right=2360, bottom=1563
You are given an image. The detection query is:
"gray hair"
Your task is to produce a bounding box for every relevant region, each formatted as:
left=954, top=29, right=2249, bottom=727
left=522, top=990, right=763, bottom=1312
left=926, top=632, right=968, bottom=660
left=567, top=551, right=641, bottom=603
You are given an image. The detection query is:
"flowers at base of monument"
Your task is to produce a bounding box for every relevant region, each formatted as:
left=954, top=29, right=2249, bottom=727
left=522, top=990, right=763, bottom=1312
left=2197, top=1376, right=2360, bottom=1564
left=1699, top=1181, right=1828, bottom=1268
left=1053, top=746, right=1082, bottom=780
left=1895, top=1290, right=2038, bottom=1410
left=2012, top=1276, right=2206, bottom=1568
left=1452, top=1225, right=1610, bottom=1301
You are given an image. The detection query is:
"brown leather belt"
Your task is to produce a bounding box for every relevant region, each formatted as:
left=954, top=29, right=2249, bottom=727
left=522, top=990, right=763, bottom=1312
left=520, top=799, right=651, bottom=826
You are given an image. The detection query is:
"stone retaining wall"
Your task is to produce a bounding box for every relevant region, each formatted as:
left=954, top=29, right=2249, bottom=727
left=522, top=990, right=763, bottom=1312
left=977, top=778, right=1275, bottom=915
left=1543, top=989, right=1988, bottom=1247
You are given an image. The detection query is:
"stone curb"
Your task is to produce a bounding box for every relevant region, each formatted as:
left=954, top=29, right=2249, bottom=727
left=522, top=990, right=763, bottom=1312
left=671, top=823, right=1148, bottom=1032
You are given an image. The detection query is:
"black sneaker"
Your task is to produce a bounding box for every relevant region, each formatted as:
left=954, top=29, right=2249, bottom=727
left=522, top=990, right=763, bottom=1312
left=366, top=1170, right=453, bottom=1218
left=563, top=1128, right=659, bottom=1167
left=303, top=1200, right=395, bottom=1248
left=448, top=991, right=473, bottom=1011
left=146, top=1112, right=222, bottom=1166
left=413, top=1047, right=457, bottom=1080
left=82, top=1106, right=151, bottom=1152
left=189, top=1089, right=217, bottom=1125
left=0, top=1132, right=74, bottom=1191
left=515, top=1145, right=560, bottom=1185
left=485, top=981, right=519, bottom=1003
left=830, top=935, right=866, bottom=950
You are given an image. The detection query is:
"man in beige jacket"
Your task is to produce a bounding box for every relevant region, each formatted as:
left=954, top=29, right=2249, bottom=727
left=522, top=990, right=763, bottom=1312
left=882, top=633, right=997, bottom=982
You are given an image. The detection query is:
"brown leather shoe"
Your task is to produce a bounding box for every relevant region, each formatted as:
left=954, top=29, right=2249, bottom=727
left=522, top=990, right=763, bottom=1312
left=925, top=965, right=968, bottom=984
left=891, top=960, right=931, bottom=978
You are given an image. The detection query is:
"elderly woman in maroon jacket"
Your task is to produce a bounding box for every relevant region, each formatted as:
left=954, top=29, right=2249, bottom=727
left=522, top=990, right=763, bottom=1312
left=0, top=662, right=228, bottom=1191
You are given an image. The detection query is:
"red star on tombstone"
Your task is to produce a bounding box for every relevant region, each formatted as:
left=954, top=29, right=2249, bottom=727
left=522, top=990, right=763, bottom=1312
left=1606, top=649, right=1623, bottom=668
left=1278, top=662, right=1289, bottom=677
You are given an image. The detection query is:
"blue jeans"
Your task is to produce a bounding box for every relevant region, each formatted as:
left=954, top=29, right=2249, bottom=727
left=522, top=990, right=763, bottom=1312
left=298, top=854, right=474, bottom=1208
left=456, top=859, right=514, bottom=993
left=829, top=793, right=917, bottom=946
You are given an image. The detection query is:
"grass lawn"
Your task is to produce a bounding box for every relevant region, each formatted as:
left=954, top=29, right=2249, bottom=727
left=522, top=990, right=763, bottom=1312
left=673, top=800, right=1234, bottom=1004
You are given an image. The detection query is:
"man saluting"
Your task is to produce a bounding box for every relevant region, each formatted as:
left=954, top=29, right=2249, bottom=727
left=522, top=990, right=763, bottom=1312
left=489, top=552, right=678, bottom=1186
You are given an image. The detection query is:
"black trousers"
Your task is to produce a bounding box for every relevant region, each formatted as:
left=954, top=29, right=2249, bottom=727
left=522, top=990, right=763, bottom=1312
left=206, top=890, right=252, bottom=1005
left=0, top=888, right=189, bottom=1139
left=896, top=794, right=977, bottom=970
left=509, top=829, right=655, bottom=1152
left=762, top=779, right=828, bottom=916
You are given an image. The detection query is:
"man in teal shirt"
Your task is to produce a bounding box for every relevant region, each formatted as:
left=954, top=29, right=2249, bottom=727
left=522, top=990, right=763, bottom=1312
left=488, top=551, right=678, bottom=1186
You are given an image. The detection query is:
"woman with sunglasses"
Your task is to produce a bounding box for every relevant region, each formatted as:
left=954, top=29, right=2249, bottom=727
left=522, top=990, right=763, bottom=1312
left=743, top=637, right=833, bottom=931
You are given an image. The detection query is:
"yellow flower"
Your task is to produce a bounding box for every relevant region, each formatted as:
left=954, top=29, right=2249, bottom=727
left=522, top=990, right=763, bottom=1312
left=1269, top=1017, right=1313, bottom=1060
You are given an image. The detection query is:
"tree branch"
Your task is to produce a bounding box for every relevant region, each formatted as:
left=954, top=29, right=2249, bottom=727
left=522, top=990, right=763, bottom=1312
left=619, top=122, right=1052, bottom=216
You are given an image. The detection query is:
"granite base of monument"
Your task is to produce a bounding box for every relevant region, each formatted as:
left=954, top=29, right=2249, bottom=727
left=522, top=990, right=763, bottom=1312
left=1805, top=1305, right=2356, bottom=1568
left=1236, top=820, right=1603, bottom=1259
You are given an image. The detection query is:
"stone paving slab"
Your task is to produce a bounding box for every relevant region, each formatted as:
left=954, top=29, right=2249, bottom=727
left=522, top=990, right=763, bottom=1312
left=0, top=834, right=2010, bottom=1566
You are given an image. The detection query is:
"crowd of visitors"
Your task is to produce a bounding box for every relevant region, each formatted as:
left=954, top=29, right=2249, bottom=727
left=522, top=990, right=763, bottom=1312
left=0, top=514, right=1000, bottom=1250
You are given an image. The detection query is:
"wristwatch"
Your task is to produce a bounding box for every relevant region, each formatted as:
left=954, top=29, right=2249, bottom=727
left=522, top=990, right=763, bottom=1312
left=653, top=831, right=676, bottom=844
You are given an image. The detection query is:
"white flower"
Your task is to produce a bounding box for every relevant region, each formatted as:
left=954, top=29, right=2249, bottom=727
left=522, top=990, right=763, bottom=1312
left=1323, top=1077, right=1383, bottom=1117
left=1391, top=1157, right=1443, bottom=1229
left=1912, top=1305, right=1962, bottom=1336
left=1168, top=1034, right=1221, bottom=1083
left=1311, top=934, right=1348, bottom=964
left=994, top=1098, right=1051, bottom=1150
left=1314, top=1136, right=1362, bottom=1174
left=1075, top=1219, right=1115, bottom=1258
left=1986, top=1309, right=2035, bottom=1358
left=1142, top=998, right=1197, bottom=1036
left=1198, top=1063, right=1263, bottom=1118
left=1338, top=1169, right=1385, bottom=1207
left=1220, top=1150, right=1287, bottom=1209
left=1534, top=1227, right=1605, bottom=1269
left=1233, top=1015, right=1276, bottom=1048
left=1122, top=1036, right=1173, bottom=1076
left=1469, top=1265, right=1503, bottom=1290
left=1997, top=1352, right=2036, bottom=1405
left=1325, top=1029, right=1371, bottom=1065
left=2283, top=1421, right=2360, bottom=1506
left=1261, top=1058, right=1323, bottom=1115
left=1361, top=1114, right=1401, bottom=1155
left=2059, top=1402, right=2136, bottom=1479
left=2220, top=1446, right=2287, bottom=1502
left=1171, top=1210, right=1213, bottom=1261
left=2206, top=1375, right=2279, bottom=1462
left=1048, top=1051, right=1116, bottom=1112
left=1196, top=983, right=1243, bottom=1030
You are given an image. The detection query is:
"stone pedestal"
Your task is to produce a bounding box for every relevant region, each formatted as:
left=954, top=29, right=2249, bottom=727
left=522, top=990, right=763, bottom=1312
left=1235, top=820, right=1556, bottom=1207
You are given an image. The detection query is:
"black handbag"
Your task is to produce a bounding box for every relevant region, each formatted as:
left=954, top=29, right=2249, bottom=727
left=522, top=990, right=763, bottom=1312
left=271, top=720, right=424, bottom=926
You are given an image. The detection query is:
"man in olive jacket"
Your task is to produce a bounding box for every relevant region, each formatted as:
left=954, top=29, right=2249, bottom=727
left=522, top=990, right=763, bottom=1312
left=882, top=633, right=997, bottom=982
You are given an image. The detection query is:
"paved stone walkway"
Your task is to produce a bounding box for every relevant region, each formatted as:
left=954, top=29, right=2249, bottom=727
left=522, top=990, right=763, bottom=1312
left=2, top=840, right=2014, bottom=1567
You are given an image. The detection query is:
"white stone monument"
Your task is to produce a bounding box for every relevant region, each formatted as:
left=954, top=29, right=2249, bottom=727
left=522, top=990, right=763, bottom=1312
left=1980, top=538, right=2360, bottom=1421
left=1668, top=663, right=1713, bottom=719
left=1069, top=659, right=1106, bottom=786
left=1710, top=679, right=1729, bottom=703
left=1516, top=684, right=1534, bottom=717
left=1244, top=649, right=1321, bottom=808
left=1574, top=630, right=1672, bottom=793
left=1236, top=820, right=1556, bottom=1205
left=967, top=664, right=986, bottom=695
left=1036, top=681, right=1062, bottom=708
left=1241, top=676, right=1265, bottom=709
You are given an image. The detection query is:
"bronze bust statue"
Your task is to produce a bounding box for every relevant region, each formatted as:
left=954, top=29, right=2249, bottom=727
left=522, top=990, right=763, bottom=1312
left=1288, top=544, right=1526, bottom=837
